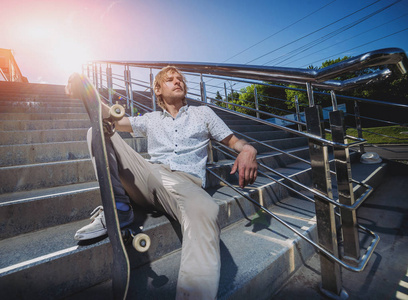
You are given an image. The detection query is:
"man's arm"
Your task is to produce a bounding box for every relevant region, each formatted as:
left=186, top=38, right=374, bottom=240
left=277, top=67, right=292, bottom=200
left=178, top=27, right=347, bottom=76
left=221, top=134, right=258, bottom=188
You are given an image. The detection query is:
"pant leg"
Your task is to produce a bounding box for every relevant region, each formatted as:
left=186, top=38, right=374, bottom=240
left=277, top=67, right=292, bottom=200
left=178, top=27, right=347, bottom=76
left=90, top=131, right=221, bottom=299
left=145, top=166, right=221, bottom=300
left=87, top=128, right=132, bottom=205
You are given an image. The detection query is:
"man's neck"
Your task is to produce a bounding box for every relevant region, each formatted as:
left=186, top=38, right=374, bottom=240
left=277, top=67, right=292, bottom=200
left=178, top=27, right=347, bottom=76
left=165, top=101, right=184, bottom=118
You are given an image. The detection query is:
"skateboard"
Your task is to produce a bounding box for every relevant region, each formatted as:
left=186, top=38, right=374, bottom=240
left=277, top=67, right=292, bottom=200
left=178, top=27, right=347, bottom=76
left=67, top=73, right=150, bottom=299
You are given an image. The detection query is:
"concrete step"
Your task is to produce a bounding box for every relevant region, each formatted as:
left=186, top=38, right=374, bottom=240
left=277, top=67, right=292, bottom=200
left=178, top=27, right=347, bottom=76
left=0, top=98, right=83, bottom=107
left=0, top=81, right=65, bottom=92
left=64, top=194, right=318, bottom=300
left=250, top=136, right=308, bottom=153
left=0, top=105, right=85, bottom=114
left=0, top=94, right=74, bottom=102
left=235, top=130, right=292, bottom=141
left=0, top=140, right=89, bottom=166
left=0, top=112, right=89, bottom=120
left=0, top=159, right=96, bottom=194
left=0, top=128, right=89, bottom=145
left=0, top=119, right=90, bottom=131
left=228, top=124, right=279, bottom=132
left=0, top=182, right=101, bottom=239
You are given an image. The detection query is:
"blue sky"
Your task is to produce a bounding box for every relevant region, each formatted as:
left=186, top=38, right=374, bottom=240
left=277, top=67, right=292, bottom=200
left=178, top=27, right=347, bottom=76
left=2, top=0, right=408, bottom=84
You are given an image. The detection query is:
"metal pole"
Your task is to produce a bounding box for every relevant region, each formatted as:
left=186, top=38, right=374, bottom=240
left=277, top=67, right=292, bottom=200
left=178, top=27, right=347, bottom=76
left=200, top=74, right=207, bottom=103
left=306, top=82, right=315, bottom=107
left=94, top=64, right=99, bottom=91
left=329, top=98, right=360, bottom=262
left=354, top=101, right=365, bottom=154
left=150, top=68, right=157, bottom=112
left=106, top=64, right=113, bottom=105
left=254, top=86, right=260, bottom=119
left=124, top=66, right=132, bottom=114
left=295, top=95, right=302, bottom=132
left=224, top=83, right=228, bottom=109
left=305, top=105, right=346, bottom=299
left=99, top=64, right=103, bottom=92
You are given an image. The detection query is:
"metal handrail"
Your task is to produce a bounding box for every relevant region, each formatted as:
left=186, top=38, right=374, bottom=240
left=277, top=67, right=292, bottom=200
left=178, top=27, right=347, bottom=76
left=206, top=168, right=379, bottom=273
left=85, top=48, right=407, bottom=278
left=93, top=48, right=407, bottom=91
left=213, top=143, right=373, bottom=212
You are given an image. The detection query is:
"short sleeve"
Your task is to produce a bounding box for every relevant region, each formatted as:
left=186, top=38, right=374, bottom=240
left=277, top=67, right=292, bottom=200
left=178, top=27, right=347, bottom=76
left=204, top=106, right=233, bottom=142
left=129, top=115, right=148, bottom=137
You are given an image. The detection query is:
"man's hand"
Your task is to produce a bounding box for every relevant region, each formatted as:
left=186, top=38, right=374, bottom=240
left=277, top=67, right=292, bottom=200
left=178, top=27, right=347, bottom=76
left=230, top=144, right=258, bottom=188
left=221, top=135, right=258, bottom=188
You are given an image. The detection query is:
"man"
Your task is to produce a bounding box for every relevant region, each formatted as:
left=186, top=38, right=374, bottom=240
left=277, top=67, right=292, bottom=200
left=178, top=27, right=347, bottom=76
left=73, top=66, right=258, bottom=299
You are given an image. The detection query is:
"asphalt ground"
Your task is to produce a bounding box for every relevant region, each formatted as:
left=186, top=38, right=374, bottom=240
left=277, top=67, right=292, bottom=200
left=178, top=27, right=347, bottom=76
left=272, top=162, right=408, bottom=300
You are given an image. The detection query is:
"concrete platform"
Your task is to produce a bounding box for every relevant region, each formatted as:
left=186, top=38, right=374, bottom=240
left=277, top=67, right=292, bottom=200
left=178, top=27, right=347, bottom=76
left=272, top=162, right=408, bottom=300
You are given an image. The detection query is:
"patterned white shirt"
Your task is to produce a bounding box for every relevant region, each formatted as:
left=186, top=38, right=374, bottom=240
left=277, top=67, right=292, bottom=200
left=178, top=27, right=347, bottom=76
left=129, top=105, right=233, bottom=187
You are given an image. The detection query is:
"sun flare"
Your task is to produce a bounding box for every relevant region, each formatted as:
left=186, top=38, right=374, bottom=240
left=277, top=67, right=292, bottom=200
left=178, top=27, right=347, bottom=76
left=51, top=39, right=90, bottom=74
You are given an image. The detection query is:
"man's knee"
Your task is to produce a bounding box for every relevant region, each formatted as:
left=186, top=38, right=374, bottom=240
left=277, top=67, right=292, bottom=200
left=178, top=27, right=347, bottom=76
left=186, top=197, right=219, bottom=228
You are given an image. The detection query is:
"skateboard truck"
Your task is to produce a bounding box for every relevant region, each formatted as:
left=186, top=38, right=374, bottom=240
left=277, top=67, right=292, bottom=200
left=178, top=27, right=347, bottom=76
left=103, top=103, right=126, bottom=136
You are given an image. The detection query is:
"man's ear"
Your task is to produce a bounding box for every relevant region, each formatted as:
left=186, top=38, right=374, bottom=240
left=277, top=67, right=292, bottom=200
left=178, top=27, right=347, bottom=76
left=155, top=86, right=162, bottom=96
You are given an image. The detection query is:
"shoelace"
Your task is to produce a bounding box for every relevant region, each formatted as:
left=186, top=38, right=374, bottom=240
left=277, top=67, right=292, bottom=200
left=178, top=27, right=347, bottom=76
left=90, top=205, right=104, bottom=221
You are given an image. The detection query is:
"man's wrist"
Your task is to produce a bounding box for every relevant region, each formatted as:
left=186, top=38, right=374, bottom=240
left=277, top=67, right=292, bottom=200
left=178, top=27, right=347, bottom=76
left=242, top=143, right=257, bottom=155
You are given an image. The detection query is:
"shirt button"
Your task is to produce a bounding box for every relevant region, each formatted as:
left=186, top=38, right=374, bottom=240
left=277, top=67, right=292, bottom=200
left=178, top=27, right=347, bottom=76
left=175, top=144, right=178, bottom=147
left=175, top=129, right=178, bottom=132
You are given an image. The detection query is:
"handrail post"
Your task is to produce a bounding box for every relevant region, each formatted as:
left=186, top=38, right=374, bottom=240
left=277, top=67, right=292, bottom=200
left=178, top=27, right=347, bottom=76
left=305, top=85, right=346, bottom=298
left=295, top=95, right=302, bottom=132
left=106, top=64, right=113, bottom=105
left=224, top=83, right=228, bottom=109
left=99, top=64, right=103, bottom=92
left=150, top=68, right=157, bottom=111
left=200, top=74, right=207, bottom=103
left=354, top=101, right=365, bottom=153
left=124, top=65, right=133, bottom=116
left=254, top=86, right=260, bottom=119
left=92, top=63, right=97, bottom=88
left=93, top=63, right=99, bottom=91
left=330, top=91, right=360, bottom=263
left=306, top=82, right=315, bottom=107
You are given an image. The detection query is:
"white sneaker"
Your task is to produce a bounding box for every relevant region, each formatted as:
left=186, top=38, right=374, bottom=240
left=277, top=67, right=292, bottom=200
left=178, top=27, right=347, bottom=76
left=74, top=206, right=107, bottom=240
left=74, top=205, right=134, bottom=241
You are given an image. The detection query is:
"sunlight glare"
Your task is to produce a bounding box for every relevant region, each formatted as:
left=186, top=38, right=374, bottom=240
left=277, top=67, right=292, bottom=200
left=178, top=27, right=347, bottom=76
left=51, top=39, right=90, bottom=74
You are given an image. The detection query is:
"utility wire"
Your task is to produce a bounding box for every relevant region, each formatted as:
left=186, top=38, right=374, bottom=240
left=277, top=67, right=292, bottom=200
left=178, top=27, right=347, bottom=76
left=245, top=0, right=382, bottom=65
left=222, top=0, right=336, bottom=63
left=283, top=12, right=408, bottom=67
left=304, top=27, right=408, bottom=67
left=266, top=0, right=401, bottom=66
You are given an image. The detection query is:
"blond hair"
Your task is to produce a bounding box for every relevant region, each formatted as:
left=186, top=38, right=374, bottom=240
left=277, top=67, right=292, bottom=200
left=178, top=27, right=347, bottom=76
left=153, top=66, right=188, bottom=110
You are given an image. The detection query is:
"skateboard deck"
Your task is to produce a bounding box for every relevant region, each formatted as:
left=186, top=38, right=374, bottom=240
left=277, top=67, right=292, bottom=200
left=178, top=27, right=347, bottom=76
left=67, top=73, right=150, bottom=299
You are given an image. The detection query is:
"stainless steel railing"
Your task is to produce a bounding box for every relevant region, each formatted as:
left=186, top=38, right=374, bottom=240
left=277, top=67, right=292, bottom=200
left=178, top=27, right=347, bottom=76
left=83, top=47, right=407, bottom=298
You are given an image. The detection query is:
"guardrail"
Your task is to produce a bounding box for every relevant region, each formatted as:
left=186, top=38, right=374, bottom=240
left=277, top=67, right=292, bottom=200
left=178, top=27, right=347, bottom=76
left=84, top=47, right=407, bottom=299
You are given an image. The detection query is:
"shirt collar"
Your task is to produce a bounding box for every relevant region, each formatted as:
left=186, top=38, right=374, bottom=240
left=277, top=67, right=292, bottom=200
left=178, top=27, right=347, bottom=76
left=161, top=105, right=189, bottom=119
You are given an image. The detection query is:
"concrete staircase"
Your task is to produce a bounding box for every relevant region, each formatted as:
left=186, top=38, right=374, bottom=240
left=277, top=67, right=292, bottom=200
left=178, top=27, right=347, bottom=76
left=0, top=81, right=382, bottom=299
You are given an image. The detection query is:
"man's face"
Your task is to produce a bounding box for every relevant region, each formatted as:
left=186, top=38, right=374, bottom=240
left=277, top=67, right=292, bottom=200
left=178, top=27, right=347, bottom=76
left=156, top=71, right=185, bottom=102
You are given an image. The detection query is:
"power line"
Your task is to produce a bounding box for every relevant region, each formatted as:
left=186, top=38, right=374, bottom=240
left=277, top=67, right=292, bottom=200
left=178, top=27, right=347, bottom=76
left=266, top=0, right=401, bottom=66
left=304, top=27, right=408, bottom=67
left=283, top=12, right=408, bottom=67
left=222, top=0, right=336, bottom=63
left=245, top=0, right=382, bottom=65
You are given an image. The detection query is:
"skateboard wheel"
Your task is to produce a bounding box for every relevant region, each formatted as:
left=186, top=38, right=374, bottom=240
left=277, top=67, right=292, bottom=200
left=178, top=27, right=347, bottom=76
left=132, top=233, right=151, bottom=253
left=110, top=104, right=125, bottom=120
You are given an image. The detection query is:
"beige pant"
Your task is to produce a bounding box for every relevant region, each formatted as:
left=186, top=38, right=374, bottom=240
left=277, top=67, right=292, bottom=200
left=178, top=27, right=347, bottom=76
left=88, top=130, right=221, bottom=299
